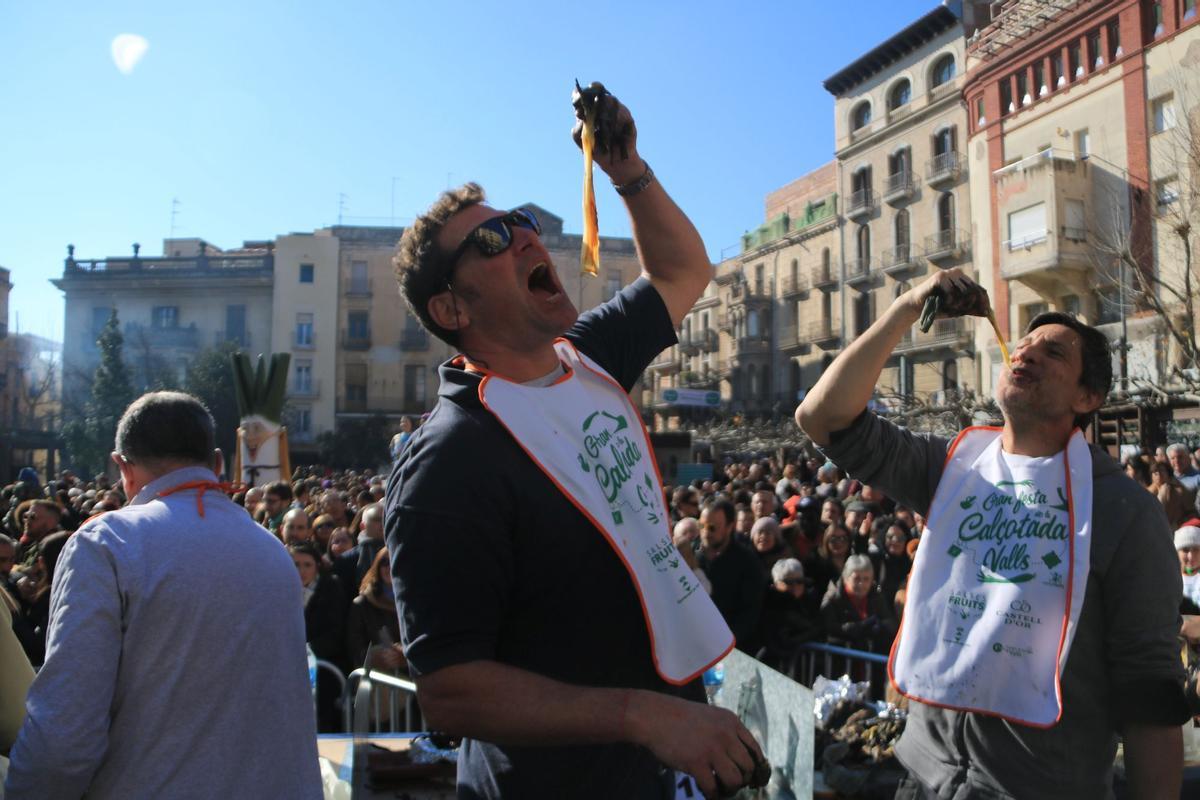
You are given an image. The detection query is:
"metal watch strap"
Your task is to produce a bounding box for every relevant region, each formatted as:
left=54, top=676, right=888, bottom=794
left=613, top=162, right=654, bottom=197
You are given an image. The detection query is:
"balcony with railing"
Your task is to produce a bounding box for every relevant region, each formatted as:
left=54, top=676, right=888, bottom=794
left=883, top=170, right=916, bottom=204
left=880, top=245, right=920, bottom=276
left=734, top=334, right=771, bottom=356
left=779, top=272, right=810, bottom=297
left=846, top=189, right=875, bottom=221
left=893, top=318, right=973, bottom=354
left=400, top=328, right=430, bottom=351
left=681, top=366, right=719, bottom=388
left=290, top=379, right=322, bottom=399
left=845, top=257, right=873, bottom=286
left=344, top=277, right=373, bottom=297
left=994, top=149, right=1092, bottom=293
left=214, top=331, right=251, bottom=348
left=810, top=263, right=838, bottom=291
left=924, top=228, right=969, bottom=262
left=340, top=329, right=372, bottom=350
left=124, top=322, right=201, bottom=350
left=648, top=346, right=681, bottom=373
left=926, top=151, right=963, bottom=188
left=804, top=319, right=839, bottom=345
left=728, top=280, right=773, bottom=307
left=779, top=323, right=807, bottom=351
left=679, top=328, right=718, bottom=355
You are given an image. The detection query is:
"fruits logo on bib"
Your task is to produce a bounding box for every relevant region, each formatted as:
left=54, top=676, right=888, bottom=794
left=947, top=480, right=1069, bottom=588
left=576, top=410, right=663, bottom=528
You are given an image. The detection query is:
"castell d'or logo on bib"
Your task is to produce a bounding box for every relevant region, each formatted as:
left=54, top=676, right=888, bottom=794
left=947, top=480, right=1070, bottom=589
left=476, top=339, right=732, bottom=684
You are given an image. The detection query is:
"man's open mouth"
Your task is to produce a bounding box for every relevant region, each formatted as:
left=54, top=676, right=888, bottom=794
left=528, top=262, right=562, bottom=297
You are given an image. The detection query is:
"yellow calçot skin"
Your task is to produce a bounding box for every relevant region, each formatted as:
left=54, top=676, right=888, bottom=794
left=580, top=102, right=600, bottom=277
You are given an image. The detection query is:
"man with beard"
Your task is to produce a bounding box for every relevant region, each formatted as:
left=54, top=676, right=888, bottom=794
left=386, top=85, right=763, bottom=799
left=797, top=267, right=1186, bottom=799
left=18, top=500, right=64, bottom=570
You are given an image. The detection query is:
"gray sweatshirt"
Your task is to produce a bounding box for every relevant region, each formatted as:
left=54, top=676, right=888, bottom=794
left=819, top=412, right=1187, bottom=800
left=5, top=466, right=322, bottom=799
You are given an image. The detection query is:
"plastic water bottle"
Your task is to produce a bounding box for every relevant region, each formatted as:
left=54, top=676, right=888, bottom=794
left=306, top=644, right=318, bottom=710
left=702, top=661, right=725, bottom=704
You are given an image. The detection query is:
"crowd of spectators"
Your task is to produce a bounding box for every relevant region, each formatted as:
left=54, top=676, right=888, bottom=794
left=666, top=455, right=917, bottom=677
left=1123, top=442, right=1200, bottom=529
left=6, top=436, right=1200, bottom=737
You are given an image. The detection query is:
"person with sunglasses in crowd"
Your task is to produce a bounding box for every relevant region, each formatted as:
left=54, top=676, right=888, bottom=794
left=385, top=84, right=764, bottom=800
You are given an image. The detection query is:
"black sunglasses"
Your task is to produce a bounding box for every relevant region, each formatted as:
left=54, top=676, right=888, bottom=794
left=443, top=208, right=541, bottom=285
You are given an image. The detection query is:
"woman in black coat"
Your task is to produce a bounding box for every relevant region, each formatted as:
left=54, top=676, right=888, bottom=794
left=290, top=543, right=347, bottom=732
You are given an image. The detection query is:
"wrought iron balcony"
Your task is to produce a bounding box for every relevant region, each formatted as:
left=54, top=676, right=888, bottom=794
left=883, top=170, right=916, bottom=204
left=779, top=272, right=810, bottom=297
left=880, top=245, right=919, bottom=276
left=846, top=189, right=875, bottom=221
left=810, top=264, right=838, bottom=291
left=924, top=229, right=969, bottom=262
left=340, top=329, right=371, bottom=350
left=400, top=329, right=430, bottom=351
left=679, top=328, right=718, bottom=354
left=845, top=257, right=873, bottom=286
left=926, top=152, right=963, bottom=188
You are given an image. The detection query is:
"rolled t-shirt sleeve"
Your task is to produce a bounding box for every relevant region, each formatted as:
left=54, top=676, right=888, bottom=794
left=816, top=410, right=949, bottom=515
left=386, top=505, right=514, bottom=677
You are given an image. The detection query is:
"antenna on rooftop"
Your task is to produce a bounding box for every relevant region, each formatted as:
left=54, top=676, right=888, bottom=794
left=170, top=197, right=181, bottom=237
left=338, top=193, right=348, bottom=226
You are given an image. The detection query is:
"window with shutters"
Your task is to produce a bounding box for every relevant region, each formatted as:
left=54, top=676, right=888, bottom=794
left=1007, top=203, right=1047, bottom=249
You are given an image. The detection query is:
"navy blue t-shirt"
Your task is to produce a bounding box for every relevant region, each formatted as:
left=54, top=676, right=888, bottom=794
left=385, top=278, right=701, bottom=800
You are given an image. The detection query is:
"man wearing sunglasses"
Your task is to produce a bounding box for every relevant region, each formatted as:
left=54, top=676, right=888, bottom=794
left=385, top=86, right=764, bottom=800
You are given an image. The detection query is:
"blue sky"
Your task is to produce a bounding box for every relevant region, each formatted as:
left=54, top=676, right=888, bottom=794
left=1, top=1, right=936, bottom=341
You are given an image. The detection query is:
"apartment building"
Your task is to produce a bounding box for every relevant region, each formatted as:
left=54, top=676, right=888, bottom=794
left=272, top=233, right=340, bottom=449
left=319, top=207, right=647, bottom=433
left=825, top=2, right=982, bottom=405
left=55, top=239, right=276, bottom=413
left=55, top=203, right=649, bottom=460
left=645, top=163, right=843, bottom=422
left=963, top=0, right=1200, bottom=421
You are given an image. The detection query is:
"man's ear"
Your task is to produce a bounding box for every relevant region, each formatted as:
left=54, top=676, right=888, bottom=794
left=1072, top=387, right=1103, bottom=420
left=428, top=290, right=469, bottom=333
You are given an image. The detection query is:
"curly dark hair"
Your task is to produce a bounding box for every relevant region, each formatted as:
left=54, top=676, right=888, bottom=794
left=392, top=182, right=486, bottom=348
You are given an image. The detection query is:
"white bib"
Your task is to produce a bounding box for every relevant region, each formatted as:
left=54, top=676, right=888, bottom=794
left=1184, top=572, right=1200, bottom=609
left=889, top=428, right=1092, bottom=727
left=476, top=339, right=733, bottom=685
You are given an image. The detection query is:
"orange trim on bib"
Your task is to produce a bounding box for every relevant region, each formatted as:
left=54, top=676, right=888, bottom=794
left=474, top=343, right=732, bottom=686
left=886, top=426, right=1080, bottom=729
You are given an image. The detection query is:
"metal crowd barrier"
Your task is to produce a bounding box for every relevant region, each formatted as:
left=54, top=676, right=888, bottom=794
left=788, top=642, right=890, bottom=699
left=343, top=667, right=423, bottom=733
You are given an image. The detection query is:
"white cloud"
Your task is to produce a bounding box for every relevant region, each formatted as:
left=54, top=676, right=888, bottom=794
left=111, top=34, right=149, bottom=75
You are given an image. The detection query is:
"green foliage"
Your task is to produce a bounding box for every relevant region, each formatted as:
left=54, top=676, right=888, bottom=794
left=184, top=342, right=242, bottom=465
left=63, top=310, right=135, bottom=476
left=231, top=352, right=291, bottom=422
left=316, top=415, right=391, bottom=470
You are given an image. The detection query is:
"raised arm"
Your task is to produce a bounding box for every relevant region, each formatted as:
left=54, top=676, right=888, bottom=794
left=796, top=267, right=975, bottom=446
left=575, top=87, right=711, bottom=328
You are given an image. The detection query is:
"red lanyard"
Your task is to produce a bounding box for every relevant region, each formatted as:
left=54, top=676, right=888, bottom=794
left=157, top=481, right=231, bottom=517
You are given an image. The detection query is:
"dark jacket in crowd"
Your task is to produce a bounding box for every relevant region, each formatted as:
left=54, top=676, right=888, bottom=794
left=698, top=541, right=766, bottom=650
left=819, top=579, right=898, bottom=655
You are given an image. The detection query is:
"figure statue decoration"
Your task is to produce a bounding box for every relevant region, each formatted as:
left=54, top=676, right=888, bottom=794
left=231, top=352, right=292, bottom=487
